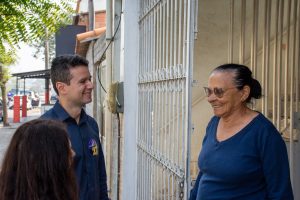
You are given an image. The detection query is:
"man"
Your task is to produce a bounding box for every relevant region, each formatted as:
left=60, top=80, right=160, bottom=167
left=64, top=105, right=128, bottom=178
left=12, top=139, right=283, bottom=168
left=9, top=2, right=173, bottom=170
left=41, top=54, right=109, bottom=200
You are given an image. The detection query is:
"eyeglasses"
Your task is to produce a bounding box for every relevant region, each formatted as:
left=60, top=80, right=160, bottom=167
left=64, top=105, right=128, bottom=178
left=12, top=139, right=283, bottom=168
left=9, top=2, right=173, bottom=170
left=203, top=87, right=237, bottom=98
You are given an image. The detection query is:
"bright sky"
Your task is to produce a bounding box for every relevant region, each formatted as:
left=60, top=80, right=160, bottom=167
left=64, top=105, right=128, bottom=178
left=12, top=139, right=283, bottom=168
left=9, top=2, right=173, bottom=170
left=10, top=43, right=45, bottom=74
left=10, top=0, right=106, bottom=74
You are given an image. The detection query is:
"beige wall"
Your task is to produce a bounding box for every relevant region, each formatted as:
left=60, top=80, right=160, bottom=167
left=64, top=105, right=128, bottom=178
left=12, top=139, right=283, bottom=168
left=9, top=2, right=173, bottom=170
left=190, top=0, right=230, bottom=179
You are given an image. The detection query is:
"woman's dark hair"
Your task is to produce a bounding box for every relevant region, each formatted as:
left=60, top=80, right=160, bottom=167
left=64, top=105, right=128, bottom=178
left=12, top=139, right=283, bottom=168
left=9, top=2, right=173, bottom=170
left=0, top=119, right=78, bottom=200
left=213, top=63, right=262, bottom=102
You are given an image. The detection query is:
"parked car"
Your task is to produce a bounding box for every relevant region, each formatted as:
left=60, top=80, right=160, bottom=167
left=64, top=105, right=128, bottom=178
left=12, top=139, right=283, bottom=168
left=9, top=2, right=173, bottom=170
left=8, top=95, right=32, bottom=110
left=50, top=94, right=58, bottom=104
left=31, top=94, right=40, bottom=107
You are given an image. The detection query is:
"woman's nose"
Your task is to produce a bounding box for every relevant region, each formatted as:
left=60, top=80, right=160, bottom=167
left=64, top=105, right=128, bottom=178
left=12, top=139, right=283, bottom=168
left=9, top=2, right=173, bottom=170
left=207, top=93, right=217, bottom=102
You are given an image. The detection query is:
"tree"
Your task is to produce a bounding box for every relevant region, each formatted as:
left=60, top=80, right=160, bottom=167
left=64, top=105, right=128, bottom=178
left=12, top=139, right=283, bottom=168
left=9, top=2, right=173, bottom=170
left=0, top=0, right=74, bottom=124
left=0, top=46, right=16, bottom=126
left=0, top=0, right=74, bottom=51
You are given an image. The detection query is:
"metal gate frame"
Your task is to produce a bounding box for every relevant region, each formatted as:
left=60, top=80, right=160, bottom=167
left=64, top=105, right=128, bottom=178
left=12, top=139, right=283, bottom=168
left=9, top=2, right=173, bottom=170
left=136, top=0, right=195, bottom=199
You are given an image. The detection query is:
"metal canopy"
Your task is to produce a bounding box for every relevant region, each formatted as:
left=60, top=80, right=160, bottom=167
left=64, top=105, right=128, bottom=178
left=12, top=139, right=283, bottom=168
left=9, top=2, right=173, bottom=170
left=11, top=69, right=50, bottom=79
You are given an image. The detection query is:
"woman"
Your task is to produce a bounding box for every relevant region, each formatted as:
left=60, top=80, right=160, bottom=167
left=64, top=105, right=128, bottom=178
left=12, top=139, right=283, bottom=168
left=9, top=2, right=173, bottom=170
left=190, top=64, right=293, bottom=199
left=0, top=119, right=78, bottom=200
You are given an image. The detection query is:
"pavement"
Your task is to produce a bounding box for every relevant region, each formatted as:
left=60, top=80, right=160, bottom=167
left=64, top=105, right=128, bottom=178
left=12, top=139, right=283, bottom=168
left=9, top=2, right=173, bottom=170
left=0, top=107, right=41, bottom=166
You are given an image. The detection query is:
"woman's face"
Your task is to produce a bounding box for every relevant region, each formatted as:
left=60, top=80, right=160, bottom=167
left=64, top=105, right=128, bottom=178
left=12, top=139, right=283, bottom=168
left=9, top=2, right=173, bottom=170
left=206, top=71, right=244, bottom=118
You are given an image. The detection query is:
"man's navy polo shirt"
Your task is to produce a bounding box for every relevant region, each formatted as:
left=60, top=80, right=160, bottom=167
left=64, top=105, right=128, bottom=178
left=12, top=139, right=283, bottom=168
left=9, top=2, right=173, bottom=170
left=41, top=102, right=109, bottom=200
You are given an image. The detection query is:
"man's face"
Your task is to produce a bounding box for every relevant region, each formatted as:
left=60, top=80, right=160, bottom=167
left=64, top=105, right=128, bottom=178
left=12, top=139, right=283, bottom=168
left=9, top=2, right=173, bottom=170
left=63, top=66, right=93, bottom=107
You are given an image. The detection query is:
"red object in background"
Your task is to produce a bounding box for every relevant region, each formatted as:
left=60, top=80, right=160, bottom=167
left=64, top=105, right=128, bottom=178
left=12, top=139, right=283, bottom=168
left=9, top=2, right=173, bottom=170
left=45, top=91, right=49, bottom=104
left=22, top=95, right=27, bottom=117
left=13, top=96, right=20, bottom=123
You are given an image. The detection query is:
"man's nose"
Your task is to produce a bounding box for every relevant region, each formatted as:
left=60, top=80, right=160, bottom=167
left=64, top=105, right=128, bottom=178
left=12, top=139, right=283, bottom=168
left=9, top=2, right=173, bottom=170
left=87, top=80, right=94, bottom=89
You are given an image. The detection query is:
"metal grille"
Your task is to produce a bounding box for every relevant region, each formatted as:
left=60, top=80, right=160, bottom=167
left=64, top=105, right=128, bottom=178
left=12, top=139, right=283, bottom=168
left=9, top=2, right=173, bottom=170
left=228, top=0, right=300, bottom=188
left=137, top=0, right=194, bottom=199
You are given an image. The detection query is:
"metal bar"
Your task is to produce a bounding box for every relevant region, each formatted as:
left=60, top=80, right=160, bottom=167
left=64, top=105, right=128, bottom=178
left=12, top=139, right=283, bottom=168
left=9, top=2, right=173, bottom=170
left=228, top=0, right=234, bottom=63
left=284, top=0, right=291, bottom=129
left=155, top=4, right=159, bottom=71
left=162, top=1, right=166, bottom=69
left=262, top=0, right=271, bottom=115
left=183, top=0, right=187, bottom=68
left=176, top=80, right=180, bottom=166
left=289, top=0, right=298, bottom=188
left=265, top=0, right=271, bottom=117
left=296, top=0, right=300, bottom=112
left=239, top=0, right=246, bottom=64
left=276, top=0, right=284, bottom=130
left=170, top=0, right=174, bottom=67
left=174, top=0, right=178, bottom=65
left=159, top=1, right=163, bottom=69
left=172, top=82, right=176, bottom=164
left=139, top=0, right=162, bottom=23
left=166, top=0, right=169, bottom=68
left=178, top=0, right=182, bottom=65
left=250, top=0, right=258, bottom=73
left=272, top=0, right=279, bottom=125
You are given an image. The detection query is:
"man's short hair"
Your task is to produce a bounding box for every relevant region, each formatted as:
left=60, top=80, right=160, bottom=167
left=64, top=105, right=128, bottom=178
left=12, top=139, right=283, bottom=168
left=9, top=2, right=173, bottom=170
left=50, top=54, right=89, bottom=95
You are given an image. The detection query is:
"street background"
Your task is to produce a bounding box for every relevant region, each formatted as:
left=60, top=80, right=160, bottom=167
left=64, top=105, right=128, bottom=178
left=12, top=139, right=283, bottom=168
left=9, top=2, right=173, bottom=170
left=0, top=108, right=40, bottom=166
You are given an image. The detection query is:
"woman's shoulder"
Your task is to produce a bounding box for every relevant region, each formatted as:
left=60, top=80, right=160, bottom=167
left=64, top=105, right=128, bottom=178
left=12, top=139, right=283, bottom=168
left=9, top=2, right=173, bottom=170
left=251, top=112, right=284, bottom=143
left=253, top=112, right=278, bottom=130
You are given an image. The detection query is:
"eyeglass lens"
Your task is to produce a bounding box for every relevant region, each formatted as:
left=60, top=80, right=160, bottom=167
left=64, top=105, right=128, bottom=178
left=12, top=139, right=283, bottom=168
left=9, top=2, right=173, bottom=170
left=203, top=87, right=225, bottom=98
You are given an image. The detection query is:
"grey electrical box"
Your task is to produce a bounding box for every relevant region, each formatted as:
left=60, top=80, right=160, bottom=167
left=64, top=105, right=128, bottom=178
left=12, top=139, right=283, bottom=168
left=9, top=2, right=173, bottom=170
left=293, top=112, right=300, bottom=130
left=116, top=82, right=124, bottom=113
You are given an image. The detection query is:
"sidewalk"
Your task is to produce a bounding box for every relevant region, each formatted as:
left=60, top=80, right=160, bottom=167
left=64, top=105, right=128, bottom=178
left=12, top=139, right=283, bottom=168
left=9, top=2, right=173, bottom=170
left=0, top=108, right=41, bottom=166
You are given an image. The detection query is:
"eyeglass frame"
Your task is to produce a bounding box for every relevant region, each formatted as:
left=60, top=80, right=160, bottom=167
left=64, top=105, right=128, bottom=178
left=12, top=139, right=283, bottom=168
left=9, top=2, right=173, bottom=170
left=203, top=86, right=238, bottom=98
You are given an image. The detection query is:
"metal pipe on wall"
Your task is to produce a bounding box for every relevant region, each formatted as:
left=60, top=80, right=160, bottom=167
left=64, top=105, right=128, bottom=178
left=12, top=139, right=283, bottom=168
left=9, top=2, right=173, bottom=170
left=184, top=0, right=195, bottom=197
left=105, top=0, right=113, bottom=197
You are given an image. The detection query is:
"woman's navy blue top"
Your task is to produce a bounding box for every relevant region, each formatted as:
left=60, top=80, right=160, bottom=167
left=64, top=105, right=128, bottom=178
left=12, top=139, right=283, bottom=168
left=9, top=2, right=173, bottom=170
left=190, top=113, right=293, bottom=200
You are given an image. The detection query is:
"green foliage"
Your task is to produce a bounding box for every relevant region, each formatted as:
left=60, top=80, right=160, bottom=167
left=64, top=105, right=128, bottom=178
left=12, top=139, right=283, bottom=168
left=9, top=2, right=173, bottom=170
left=0, top=46, right=16, bottom=86
left=0, top=0, right=75, bottom=50
left=30, top=33, right=56, bottom=63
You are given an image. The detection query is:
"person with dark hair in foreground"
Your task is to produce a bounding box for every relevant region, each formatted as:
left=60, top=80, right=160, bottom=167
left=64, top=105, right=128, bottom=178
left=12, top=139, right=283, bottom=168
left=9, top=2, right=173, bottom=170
left=190, top=64, right=293, bottom=200
left=0, top=119, right=78, bottom=200
left=41, top=54, right=109, bottom=200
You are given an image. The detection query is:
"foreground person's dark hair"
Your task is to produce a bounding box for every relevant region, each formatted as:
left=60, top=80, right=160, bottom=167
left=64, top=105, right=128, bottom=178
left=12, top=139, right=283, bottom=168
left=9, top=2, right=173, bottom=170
left=0, top=119, right=78, bottom=200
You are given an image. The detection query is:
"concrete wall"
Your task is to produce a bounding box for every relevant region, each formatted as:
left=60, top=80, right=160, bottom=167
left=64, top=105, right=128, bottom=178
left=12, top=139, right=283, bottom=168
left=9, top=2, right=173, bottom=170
left=190, top=0, right=230, bottom=179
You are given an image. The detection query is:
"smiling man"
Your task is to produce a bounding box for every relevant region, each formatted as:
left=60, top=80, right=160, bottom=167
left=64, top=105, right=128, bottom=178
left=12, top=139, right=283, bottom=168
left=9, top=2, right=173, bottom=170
left=41, top=55, right=109, bottom=200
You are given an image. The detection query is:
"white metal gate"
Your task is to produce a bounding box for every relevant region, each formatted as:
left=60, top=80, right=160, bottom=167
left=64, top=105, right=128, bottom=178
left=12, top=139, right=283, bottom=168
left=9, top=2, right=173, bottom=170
left=137, top=0, right=195, bottom=199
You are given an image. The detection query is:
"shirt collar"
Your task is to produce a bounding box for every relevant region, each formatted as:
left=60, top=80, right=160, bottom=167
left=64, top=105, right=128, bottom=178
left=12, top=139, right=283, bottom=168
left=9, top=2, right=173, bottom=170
left=53, top=101, right=88, bottom=123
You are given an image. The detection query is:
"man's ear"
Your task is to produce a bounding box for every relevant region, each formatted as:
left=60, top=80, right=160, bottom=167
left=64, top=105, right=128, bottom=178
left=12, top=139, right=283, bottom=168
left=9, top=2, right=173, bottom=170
left=56, top=82, right=66, bottom=95
left=241, top=85, right=250, bottom=102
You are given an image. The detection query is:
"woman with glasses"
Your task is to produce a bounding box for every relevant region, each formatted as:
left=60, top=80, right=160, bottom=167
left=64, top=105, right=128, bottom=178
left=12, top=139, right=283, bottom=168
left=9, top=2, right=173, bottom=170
left=0, top=119, right=78, bottom=200
left=190, top=64, right=293, bottom=200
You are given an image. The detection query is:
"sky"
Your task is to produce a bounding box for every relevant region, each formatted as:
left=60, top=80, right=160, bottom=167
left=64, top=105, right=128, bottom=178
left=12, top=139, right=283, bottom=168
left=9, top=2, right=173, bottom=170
left=10, top=43, right=45, bottom=74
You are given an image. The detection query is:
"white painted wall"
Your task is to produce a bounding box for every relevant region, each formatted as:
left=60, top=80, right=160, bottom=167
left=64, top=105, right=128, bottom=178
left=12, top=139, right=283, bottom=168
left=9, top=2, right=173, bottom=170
left=121, top=0, right=138, bottom=199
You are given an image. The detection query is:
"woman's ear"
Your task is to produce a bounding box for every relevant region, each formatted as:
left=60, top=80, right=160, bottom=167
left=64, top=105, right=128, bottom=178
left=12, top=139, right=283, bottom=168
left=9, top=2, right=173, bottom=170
left=241, top=85, right=250, bottom=102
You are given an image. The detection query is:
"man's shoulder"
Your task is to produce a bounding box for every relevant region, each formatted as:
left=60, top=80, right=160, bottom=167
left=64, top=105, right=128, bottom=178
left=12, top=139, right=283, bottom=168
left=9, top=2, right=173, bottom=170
left=40, top=108, right=58, bottom=119
left=85, top=114, right=98, bottom=126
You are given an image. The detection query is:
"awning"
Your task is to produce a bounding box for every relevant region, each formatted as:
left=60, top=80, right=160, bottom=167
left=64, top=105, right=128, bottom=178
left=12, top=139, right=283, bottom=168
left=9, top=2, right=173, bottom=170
left=12, top=69, right=50, bottom=79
